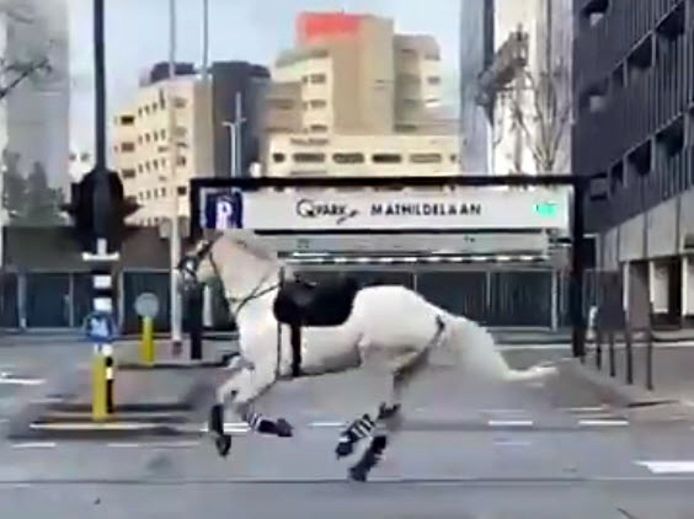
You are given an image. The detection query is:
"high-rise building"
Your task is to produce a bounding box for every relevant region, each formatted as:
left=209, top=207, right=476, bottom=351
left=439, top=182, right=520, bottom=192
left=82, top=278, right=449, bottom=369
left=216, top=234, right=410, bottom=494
left=459, top=0, right=494, bottom=174
left=573, top=0, right=692, bottom=324
left=3, top=0, right=70, bottom=192
left=478, top=0, right=572, bottom=176
left=211, top=61, right=270, bottom=178
left=263, top=12, right=459, bottom=176
left=111, top=63, right=213, bottom=226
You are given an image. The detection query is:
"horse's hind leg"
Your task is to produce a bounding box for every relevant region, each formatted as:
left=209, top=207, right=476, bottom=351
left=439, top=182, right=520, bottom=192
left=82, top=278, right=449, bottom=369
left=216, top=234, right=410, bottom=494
left=347, top=349, right=429, bottom=482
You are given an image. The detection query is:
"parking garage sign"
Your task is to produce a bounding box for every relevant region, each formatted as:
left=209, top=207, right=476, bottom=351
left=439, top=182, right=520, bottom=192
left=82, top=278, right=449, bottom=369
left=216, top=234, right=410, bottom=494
left=201, top=187, right=569, bottom=231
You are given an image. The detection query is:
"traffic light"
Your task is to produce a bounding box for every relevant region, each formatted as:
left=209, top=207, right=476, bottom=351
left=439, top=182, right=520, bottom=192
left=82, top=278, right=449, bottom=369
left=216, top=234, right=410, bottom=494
left=63, top=168, right=139, bottom=253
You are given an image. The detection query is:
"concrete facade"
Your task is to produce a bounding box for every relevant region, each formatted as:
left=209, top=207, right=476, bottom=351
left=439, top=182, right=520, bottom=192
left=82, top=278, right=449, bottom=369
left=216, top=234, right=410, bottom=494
left=574, top=0, right=694, bottom=326
left=111, top=68, right=213, bottom=226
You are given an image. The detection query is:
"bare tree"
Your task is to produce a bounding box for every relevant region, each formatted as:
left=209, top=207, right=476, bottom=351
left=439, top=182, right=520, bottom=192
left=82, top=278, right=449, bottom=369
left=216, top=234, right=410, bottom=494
left=507, top=60, right=572, bottom=174
left=0, top=55, right=52, bottom=101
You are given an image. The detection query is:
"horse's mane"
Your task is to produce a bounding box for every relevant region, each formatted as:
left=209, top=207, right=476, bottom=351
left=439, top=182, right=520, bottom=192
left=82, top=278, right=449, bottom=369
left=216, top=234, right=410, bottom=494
left=222, top=230, right=282, bottom=266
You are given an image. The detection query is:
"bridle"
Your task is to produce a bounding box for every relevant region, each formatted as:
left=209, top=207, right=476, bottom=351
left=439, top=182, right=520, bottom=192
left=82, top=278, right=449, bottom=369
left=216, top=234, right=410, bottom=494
left=178, top=236, right=281, bottom=319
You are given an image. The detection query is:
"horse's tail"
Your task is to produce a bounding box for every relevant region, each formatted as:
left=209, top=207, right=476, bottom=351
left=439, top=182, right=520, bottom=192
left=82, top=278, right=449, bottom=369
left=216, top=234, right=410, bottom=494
left=441, top=314, right=558, bottom=383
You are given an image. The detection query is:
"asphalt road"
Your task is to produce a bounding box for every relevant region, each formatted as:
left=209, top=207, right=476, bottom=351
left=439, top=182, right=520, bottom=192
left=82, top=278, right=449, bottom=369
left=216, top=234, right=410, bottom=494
left=3, top=340, right=694, bottom=517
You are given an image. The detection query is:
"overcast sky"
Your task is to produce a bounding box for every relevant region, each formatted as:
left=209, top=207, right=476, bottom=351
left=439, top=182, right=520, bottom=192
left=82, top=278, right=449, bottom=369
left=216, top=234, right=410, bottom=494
left=68, top=0, right=461, bottom=151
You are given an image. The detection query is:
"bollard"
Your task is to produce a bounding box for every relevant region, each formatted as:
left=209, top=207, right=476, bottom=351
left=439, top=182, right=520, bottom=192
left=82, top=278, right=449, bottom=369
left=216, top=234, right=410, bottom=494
left=91, top=345, right=108, bottom=421
left=140, top=316, right=155, bottom=366
left=104, top=344, right=115, bottom=414
left=608, top=331, right=616, bottom=377
left=625, top=327, right=634, bottom=385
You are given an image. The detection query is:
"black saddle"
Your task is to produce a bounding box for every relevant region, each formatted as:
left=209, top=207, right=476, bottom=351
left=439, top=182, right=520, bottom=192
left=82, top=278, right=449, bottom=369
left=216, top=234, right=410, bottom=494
left=273, top=276, right=361, bottom=327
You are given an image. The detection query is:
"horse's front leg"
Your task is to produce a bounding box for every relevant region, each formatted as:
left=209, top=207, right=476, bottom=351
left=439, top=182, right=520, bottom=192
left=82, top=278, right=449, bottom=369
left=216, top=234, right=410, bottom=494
left=209, top=363, right=292, bottom=457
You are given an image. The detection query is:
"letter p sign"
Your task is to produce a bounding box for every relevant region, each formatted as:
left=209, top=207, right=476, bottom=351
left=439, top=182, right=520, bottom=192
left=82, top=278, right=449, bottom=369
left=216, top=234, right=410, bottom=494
left=205, top=190, right=243, bottom=230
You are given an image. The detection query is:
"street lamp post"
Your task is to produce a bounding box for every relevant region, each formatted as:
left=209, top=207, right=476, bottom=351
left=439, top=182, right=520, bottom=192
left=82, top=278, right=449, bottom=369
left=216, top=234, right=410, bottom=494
left=221, top=92, right=245, bottom=177
left=168, top=0, right=183, bottom=352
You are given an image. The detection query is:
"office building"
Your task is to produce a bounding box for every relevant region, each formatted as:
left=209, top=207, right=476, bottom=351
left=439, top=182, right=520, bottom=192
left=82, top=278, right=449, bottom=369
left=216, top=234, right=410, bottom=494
left=573, top=0, right=693, bottom=324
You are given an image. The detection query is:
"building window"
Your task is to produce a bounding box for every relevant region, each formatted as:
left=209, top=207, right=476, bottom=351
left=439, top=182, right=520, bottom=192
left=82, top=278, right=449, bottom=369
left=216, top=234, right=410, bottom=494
left=427, top=76, right=441, bottom=85
left=146, top=190, right=152, bottom=200
left=424, top=51, right=440, bottom=61
left=399, top=48, right=417, bottom=56
left=153, top=132, right=159, bottom=142
left=159, top=89, right=166, bottom=109
left=174, top=97, right=187, bottom=109
left=293, top=153, right=325, bottom=163
left=121, top=169, right=136, bottom=179
left=310, top=74, right=327, bottom=84
left=177, top=155, right=187, bottom=166
left=174, top=126, right=187, bottom=138
left=160, top=129, right=167, bottom=140
left=610, top=161, right=624, bottom=194
left=272, top=153, right=286, bottom=163
left=395, top=124, right=418, bottom=133
left=144, top=106, right=151, bottom=115
left=177, top=186, right=187, bottom=196
left=269, top=98, right=295, bottom=110
left=160, top=187, right=167, bottom=197
left=145, top=161, right=151, bottom=172
left=309, top=99, right=327, bottom=109
left=580, top=0, right=609, bottom=29
left=138, top=164, right=144, bottom=174
left=333, top=153, right=365, bottom=164
left=152, top=159, right=159, bottom=170
left=137, top=108, right=143, bottom=117
left=302, top=76, right=309, bottom=84
left=410, top=153, right=442, bottom=164
left=450, top=154, right=458, bottom=164
left=137, top=135, right=143, bottom=144
left=120, top=115, right=135, bottom=125
left=309, top=124, right=328, bottom=133
left=397, top=73, right=419, bottom=84
left=372, top=153, right=402, bottom=164
left=145, top=133, right=151, bottom=143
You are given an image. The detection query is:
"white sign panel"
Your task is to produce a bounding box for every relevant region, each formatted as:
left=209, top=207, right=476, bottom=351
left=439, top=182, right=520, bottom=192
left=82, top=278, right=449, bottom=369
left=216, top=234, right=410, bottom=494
left=204, top=187, right=569, bottom=231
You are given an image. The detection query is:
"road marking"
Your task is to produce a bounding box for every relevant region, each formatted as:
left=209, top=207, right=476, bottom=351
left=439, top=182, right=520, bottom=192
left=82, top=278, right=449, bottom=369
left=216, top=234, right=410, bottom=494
left=107, top=442, right=141, bottom=448
left=29, top=422, right=163, bottom=431
left=487, top=420, right=534, bottom=427
left=481, top=408, right=527, bottom=414
left=636, top=461, right=694, bottom=474
left=12, top=442, right=56, bottom=449
left=0, top=376, right=45, bottom=386
left=151, top=441, right=200, bottom=448
left=578, top=419, right=629, bottom=427
left=493, top=439, right=533, bottom=447
left=561, top=405, right=608, bottom=413
left=309, top=421, right=346, bottom=428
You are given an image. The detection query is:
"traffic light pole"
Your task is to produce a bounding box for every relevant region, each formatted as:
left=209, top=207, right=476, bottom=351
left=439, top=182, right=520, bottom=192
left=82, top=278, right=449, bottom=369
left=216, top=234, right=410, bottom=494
left=86, top=0, right=118, bottom=420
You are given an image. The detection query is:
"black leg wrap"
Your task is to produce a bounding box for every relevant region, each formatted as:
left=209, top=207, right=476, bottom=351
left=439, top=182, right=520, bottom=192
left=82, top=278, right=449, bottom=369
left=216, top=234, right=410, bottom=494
left=256, top=417, right=294, bottom=437
left=209, top=404, right=224, bottom=436
left=348, top=435, right=388, bottom=482
left=215, top=434, right=232, bottom=457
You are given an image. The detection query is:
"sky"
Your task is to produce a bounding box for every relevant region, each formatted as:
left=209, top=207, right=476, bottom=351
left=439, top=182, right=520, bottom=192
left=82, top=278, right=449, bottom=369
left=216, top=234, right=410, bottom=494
left=68, top=0, right=462, bottom=152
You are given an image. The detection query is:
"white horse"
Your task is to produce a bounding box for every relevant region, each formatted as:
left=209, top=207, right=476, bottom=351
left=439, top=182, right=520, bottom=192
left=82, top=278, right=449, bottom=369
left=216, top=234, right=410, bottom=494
left=179, top=230, right=558, bottom=481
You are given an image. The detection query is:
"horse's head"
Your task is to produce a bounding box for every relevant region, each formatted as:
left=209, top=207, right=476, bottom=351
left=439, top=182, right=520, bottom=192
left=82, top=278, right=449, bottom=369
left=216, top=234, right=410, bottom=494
left=178, top=230, right=285, bottom=303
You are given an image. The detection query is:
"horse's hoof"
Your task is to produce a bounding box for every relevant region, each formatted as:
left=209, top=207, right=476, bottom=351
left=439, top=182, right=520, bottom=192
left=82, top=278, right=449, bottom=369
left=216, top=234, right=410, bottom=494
left=275, top=418, right=293, bottom=438
left=379, top=403, right=401, bottom=420
left=348, top=466, right=368, bottom=482
left=214, top=434, right=232, bottom=457
left=335, top=439, right=354, bottom=458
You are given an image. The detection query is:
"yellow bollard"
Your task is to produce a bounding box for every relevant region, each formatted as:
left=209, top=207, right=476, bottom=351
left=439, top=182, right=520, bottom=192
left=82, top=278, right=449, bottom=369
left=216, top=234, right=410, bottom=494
left=91, top=346, right=108, bottom=422
left=140, top=316, right=155, bottom=366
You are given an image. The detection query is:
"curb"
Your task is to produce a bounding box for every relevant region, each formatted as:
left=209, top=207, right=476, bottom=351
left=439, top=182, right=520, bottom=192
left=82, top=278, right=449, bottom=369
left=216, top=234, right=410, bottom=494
left=558, top=358, right=679, bottom=408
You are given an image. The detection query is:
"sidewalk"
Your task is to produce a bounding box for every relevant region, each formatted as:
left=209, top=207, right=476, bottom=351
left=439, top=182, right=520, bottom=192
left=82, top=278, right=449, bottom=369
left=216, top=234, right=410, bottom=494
left=566, top=343, right=694, bottom=410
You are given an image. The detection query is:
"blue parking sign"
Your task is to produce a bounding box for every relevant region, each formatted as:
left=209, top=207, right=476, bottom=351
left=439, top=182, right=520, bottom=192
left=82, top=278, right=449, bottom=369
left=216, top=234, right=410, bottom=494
left=204, top=190, right=243, bottom=230
left=84, top=311, right=117, bottom=343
